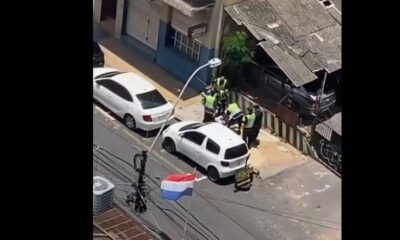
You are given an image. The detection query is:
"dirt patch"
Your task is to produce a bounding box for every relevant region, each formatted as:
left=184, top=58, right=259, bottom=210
left=249, top=130, right=309, bottom=179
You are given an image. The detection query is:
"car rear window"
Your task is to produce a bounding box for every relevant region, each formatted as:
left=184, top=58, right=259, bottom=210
left=136, top=90, right=167, bottom=109
left=224, top=143, right=248, bottom=160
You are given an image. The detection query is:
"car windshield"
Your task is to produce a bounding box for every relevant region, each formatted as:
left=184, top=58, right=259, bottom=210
left=136, top=90, right=167, bottom=109
left=224, top=143, right=248, bottom=160
left=94, top=71, right=122, bottom=79
left=93, top=42, right=102, bottom=54
left=179, top=123, right=208, bottom=132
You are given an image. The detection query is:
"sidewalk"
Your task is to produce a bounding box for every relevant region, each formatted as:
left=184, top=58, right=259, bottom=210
left=96, top=29, right=309, bottom=179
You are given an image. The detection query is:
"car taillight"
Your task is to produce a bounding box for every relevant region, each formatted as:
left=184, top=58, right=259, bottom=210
left=221, top=161, right=230, bottom=167
left=143, top=115, right=152, bottom=122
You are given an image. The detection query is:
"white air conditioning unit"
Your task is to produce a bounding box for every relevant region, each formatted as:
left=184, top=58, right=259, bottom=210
left=93, top=176, right=115, bottom=215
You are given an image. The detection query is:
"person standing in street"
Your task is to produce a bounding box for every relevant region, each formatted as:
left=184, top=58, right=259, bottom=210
left=202, top=90, right=218, bottom=123
left=216, top=89, right=229, bottom=116
left=212, top=76, right=228, bottom=92
left=226, top=101, right=244, bottom=134
left=252, top=105, right=263, bottom=145
left=242, top=107, right=256, bottom=146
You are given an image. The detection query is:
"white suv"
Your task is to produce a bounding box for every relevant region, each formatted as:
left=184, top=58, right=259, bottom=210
left=162, top=121, right=250, bottom=182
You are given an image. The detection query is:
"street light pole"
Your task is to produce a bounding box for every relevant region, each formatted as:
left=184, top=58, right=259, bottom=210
left=131, top=58, right=222, bottom=213
left=147, top=58, right=222, bottom=154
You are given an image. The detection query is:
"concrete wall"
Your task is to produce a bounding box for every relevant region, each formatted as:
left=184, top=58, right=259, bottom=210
left=114, top=0, right=125, bottom=38
left=93, top=0, right=102, bottom=23
left=229, top=90, right=311, bottom=155
left=109, top=1, right=218, bottom=91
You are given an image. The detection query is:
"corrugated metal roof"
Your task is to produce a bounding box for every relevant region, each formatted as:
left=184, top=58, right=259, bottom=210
left=317, top=112, right=341, bottom=136
left=225, top=0, right=341, bottom=86
left=93, top=204, right=155, bottom=240
left=259, top=43, right=318, bottom=87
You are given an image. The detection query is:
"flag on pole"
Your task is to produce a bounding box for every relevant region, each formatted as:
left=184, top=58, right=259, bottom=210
left=160, top=173, right=195, bottom=201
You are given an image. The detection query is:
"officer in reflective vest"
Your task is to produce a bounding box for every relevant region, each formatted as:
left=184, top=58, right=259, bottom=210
left=216, top=89, right=229, bottom=116
left=252, top=105, right=263, bottom=145
left=242, top=107, right=256, bottom=146
left=212, top=76, right=228, bottom=91
left=202, top=91, right=218, bottom=123
left=226, top=102, right=244, bottom=134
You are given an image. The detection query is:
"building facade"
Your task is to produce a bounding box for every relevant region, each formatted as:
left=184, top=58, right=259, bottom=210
left=94, top=0, right=242, bottom=91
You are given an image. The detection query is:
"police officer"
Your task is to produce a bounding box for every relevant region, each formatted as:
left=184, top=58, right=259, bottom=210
left=252, top=105, right=263, bottom=145
left=202, top=90, right=218, bottom=123
left=216, top=89, right=229, bottom=116
left=212, top=76, right=228, bottom=92
left=226, top=102, right=244, bottom=134
left=242, top=107, right=256, bottom=146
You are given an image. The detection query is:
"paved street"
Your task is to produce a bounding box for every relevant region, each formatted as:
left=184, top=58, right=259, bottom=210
left=93, top=104, right=341, bottom=240
left=94, top=22, right=341, bottom=240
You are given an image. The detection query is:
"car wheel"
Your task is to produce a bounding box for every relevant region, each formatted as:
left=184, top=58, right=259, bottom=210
left=124, top=114, right=136, bottom=130
left=207, top=166, right=220, bottom=182
left=162, top=138, right=176, bottom=153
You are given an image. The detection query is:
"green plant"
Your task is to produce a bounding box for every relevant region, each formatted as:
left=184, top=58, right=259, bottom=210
left=221, top=31, right=254, bottom=88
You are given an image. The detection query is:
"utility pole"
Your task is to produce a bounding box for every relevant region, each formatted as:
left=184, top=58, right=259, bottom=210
left=127, top=58, right=222, bottom=213
left=126, top=150, right=148, bottom=213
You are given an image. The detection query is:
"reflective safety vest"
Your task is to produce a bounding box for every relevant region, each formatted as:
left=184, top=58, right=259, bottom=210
left=215, top=78, right=227, bottom=91
left=244, top=113, right=256, bottom=128
left=227, top=103, right=241, bottom=118
left=205, top=95, right=216, bottom=110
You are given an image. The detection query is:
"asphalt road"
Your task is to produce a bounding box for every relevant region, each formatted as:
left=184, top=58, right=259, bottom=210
left=93, top=102, right=341, bottom=240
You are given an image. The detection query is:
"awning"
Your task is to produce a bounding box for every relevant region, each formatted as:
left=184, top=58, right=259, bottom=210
left=160, top=0, right=214, bottom=17
left=316, top=112, right=342, bottom=137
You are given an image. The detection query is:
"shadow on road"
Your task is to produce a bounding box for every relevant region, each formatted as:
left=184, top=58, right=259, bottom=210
left=94, top=100, right=169, bottom=138
left=94, top=23, right=199, bottom=101
left=162, top=151, right=236, bottom=186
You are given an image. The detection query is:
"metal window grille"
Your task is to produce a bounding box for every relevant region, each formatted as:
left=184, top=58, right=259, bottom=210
left=171, top=28, right=201, bottom=62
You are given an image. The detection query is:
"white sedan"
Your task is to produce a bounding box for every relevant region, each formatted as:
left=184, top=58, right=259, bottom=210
left=162, top=121, right=250, bottom=182
left=93, top=68, right=174, bottom=131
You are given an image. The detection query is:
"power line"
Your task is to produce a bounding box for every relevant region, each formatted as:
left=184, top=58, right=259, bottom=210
left=93, top=148, right=220, bottom=240
left=93, top=139, right=340, bottom=237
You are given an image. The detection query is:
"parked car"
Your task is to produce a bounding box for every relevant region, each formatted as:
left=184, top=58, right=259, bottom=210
left=93, top=41, right=104, bottom=67
left=262, top=66, right=336, bottom=116
left=93, top=67, right=175, bottom=131
left=162, top=121, right=250, bottom=182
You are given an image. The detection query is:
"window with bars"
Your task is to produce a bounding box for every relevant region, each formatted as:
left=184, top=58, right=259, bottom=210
left=171, top=28, right=201, bottom=62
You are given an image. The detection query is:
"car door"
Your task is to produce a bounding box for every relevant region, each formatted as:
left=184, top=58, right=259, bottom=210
left=93, top=79, right=114, bottom=110
left=179, top=131, right=206, bottom=164
left=105, top=81, right=134, bottom=117
left=97, top=80, right=132, bottom=117
left=200, top=138, right=221, bottom=168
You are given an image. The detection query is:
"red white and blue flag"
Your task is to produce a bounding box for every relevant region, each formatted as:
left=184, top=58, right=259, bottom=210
left=160, top=173, right=195, bottom=201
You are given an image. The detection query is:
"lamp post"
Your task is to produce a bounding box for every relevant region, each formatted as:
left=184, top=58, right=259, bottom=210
left=131, top=58, right=222, bottom=213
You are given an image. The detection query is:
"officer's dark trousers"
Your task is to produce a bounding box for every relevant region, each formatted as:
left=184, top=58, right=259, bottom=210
left=242, top=128, right=254, bottom=146
left=203, top=110, right=214, bottom=123
left=252, top=127, right=261, bottom=143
